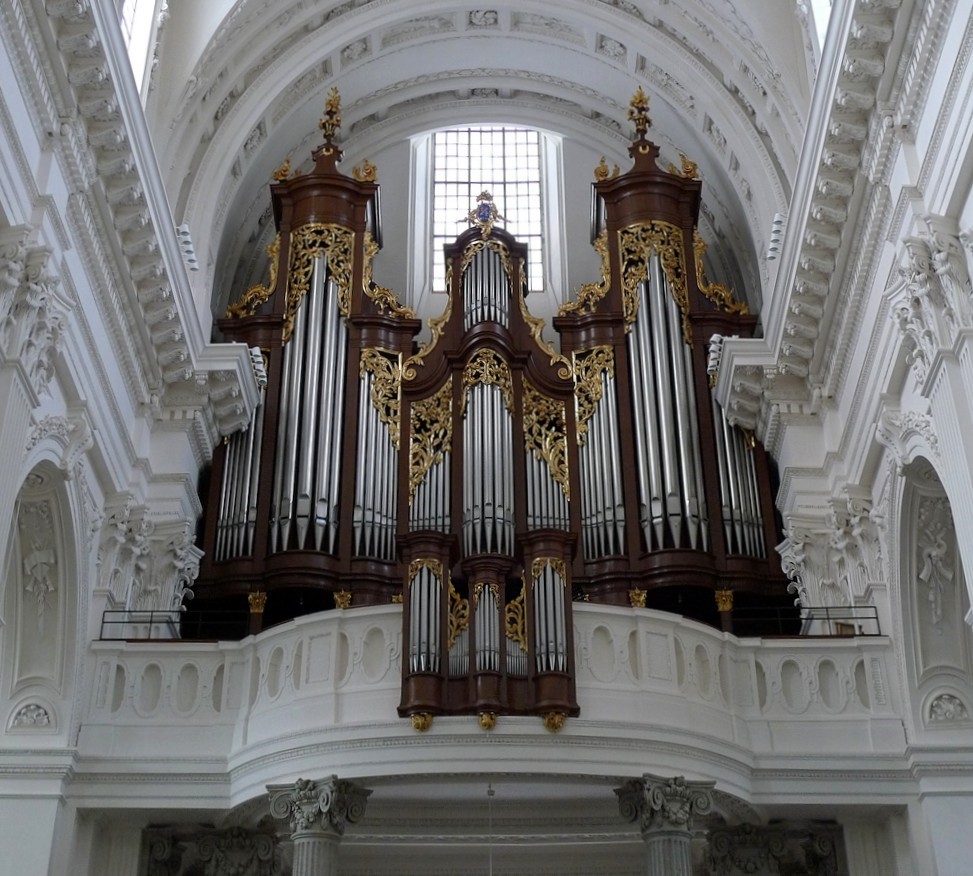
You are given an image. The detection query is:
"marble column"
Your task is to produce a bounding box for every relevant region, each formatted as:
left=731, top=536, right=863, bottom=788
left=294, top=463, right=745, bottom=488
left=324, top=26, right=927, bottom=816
left=615, top=774, right=714, bottom=876
left=267, top=776, right=371, bottom=876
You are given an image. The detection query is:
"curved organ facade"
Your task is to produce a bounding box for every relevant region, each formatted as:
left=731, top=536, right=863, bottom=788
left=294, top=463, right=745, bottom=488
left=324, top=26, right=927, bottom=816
left=197, top=91, right=787, bottom=724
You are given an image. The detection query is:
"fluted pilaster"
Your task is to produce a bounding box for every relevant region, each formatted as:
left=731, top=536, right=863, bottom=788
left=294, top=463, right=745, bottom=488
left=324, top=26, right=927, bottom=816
left=615, top=774, right=714, bottom=876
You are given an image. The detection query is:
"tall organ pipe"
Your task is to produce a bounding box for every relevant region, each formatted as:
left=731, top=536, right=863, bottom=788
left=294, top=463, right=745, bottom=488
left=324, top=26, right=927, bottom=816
left=475, top=588, right=500, bottom=672
left=533, top=565, right=566, bottom=673
left=409, top=566, right=442, bottom=673
left=318, top=278, right=347, bottom=554
left=648, top=255, right=682, bottom=546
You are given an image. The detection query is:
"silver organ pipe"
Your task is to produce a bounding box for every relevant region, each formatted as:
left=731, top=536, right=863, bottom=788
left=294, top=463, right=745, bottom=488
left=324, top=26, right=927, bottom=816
left=408, top=565, right=441, bottom=673
left=475, top=585, right=501, bottom=672
left=353, top=375, right=396, bottom=560
left=270, top=259, right=348, bottom=553
left=711, top=396, right=765, bottom=558
left=524, top=451, right=569, bottom=530
left=410, top=451, right=451, bottom=532
left=533, top=562, right=567, bottom=673
left=463, top=246, right=509, bottom=330
left=462, top=382, right=514, bottom=555
left=580, top=371, right=625, bottom=559
left=626, top=254, right=708, bottom=550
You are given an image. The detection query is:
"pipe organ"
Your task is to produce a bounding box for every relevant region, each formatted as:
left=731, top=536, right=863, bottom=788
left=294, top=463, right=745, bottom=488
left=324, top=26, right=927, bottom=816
left=194, top=88, right=788, bottom=729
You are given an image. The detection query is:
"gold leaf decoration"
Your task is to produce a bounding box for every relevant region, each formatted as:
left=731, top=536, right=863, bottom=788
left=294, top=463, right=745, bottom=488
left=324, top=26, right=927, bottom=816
left=530, top=556, right=567, bottom=584
left=523, top=382, right=569, bottom=499
left=617, top=221, right=692, bottom=342
left=403, top=264, right=452, bottom=381
left=572, top=345, right=615, bottom=446
left=447, top=580, right=470, bottom=650
left=559, top=230, right=609, bottom=317
left=462, top=349, right=513, bottom=415
left=360, top=348, right=402, bottom=450
left=352, top=159, right=377, bottom=181
left=505, top=582, right=528, bottom=652
left=408, top=556, right=444, bottom=587
left=693, top=228, right=748, bottom=316
left=362, top=232, right=415, bottom=318
left=460, top=237, right=514, bottom=277
left=225, top=233, right=281, bottom=318
left=285, top=223, right=355, bottom=341
left=666, top=153, right=700, bottom=180
left=518, top=267, right=573, bottom=381
left=472, top=580, right=501, bottom=608
left=409, top=377, right=453, bottom=502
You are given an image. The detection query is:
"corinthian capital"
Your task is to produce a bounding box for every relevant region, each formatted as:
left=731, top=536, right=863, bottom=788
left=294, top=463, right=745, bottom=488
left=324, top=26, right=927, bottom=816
left=615, top=774, right=714, bottom=835
left=267, top=776, right=371, bottom=838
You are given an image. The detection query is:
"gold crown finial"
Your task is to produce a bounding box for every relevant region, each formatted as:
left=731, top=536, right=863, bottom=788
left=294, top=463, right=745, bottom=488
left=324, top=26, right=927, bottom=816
left=627, top=86, right=651, bottom=138
left=319, top=87, right=342, bottom=144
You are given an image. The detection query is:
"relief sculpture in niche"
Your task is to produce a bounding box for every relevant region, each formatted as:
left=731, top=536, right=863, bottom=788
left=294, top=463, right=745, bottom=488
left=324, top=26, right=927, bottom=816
left=916, top=495, right=954, bottom=634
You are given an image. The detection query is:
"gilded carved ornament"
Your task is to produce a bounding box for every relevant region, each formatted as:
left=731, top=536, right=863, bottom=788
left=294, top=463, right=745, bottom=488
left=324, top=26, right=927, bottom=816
left=667, top=153, right=700, bottom=180
left=518, top=268, right=573, bottom=380
left=618, top=222, right=693, bottom=341
left=362, top=232, right=414, bottom=318
left=559, top=231, right=610, bottom=317
left=693, top=229, right=748, bottom=316
left=319, top=86, right=342, bottom=153
left=352, top=159, right=377, bottom=182
left=407, top=556, right=444, bottom=588
left=248, top=591, right=267, bottom=613
left=448, top=581, right=470, bottom=651
left=403, top=264, right=452, bottom=381
left=522, top=382, right=570, bottom=499
left=462, top=349, right=513, bottom=414
left=505, top=582, right=528, bottom=652
left=335, top=590, right=352, bottom=609
left=530, top=556, right=567, bottom=585
left=408, top=377, right=453, bottom=502
left=594, top=157, right=620, bottom=181
left=284, top=223, right=355, bottom=340
left=629, top=589, right=647, bottom=608
left=628, top=86, right=652, bottom=139
left=359, top=348, right=402, bottom=450
left=225, top=233, right=281, bottom=318
left=473, top=580, right=501, bottom=607
left=572, top=345, right=615, bottom=445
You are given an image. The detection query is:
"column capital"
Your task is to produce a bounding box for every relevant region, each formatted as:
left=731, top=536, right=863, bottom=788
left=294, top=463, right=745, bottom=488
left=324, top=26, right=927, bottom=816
left=615, top=773, right=715, bottom=835
left=267, top=776, right=372, bottom=838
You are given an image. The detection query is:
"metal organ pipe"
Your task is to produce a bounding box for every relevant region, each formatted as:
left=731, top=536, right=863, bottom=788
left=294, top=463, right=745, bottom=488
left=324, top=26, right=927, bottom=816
left=464, top=248, right=509, bottom=330
left=533, top=563, right=566, bottom=673
left=475, top=587, right=500, bottom=672
left=409, top=566, right=441, bottom=673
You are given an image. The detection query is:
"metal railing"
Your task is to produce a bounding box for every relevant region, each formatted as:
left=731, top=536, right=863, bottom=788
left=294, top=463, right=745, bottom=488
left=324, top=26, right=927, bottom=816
left=100, top=610, right=250, bottom=642
left=731, top=604, right=881, bottom=638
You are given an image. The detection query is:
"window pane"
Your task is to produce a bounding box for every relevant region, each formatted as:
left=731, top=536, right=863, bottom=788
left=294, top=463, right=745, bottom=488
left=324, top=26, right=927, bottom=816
left=431, top=127, right=544, bottom=294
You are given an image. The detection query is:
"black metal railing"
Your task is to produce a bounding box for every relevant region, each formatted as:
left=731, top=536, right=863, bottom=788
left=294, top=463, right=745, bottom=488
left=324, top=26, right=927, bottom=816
left=731, top=604, right=881, bottom=638
left=99, top=610, right=250, bottom=642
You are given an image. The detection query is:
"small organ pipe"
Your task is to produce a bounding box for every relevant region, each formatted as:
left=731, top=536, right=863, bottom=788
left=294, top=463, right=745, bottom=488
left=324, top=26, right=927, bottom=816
left=245, top=397, right=265, bottom=555
left=711, top=396, right=736, bottom=551
left=278, top=293, right=307, bottom=551
left=270, top=313, right=295, bottom=553
left=353, top=375, right=368, bottom=553
left=602, top=371, right=625, bottom=553
left=682, top=342, right=709, bottom=551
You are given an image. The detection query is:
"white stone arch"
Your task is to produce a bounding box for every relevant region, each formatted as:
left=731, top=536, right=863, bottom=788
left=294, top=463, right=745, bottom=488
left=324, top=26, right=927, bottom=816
left=894, top=456, right=973, bottom=740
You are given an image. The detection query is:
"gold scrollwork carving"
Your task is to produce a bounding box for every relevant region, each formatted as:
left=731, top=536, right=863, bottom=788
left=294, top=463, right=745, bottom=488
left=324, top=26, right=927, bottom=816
left=352, top=159, right=377, bottom=181
left=618, top=221, right=692, bottom=341
left=667, top=153, right=700, bottom=180
left=593, top=157, right=619, bottom=181
left=518, top=268, right=573, bottom=380
left=409, top=377, right=453, bottom=502
left=461, top=237, right=514, bottom=278
left=462, top=349, right=513, bottom=414
left=472, top=580, right=501, bottom=608
left=403, top=265, right=452, bottom=381
left=559, top=231, right=609, bottom=317
left=523, top=383, right=569, bottom=499
left=530, top=556, right=567, bottom=584
left=363, top=232, right=414, bottom=318
left=360, top=348, right=402, bottom=450
left=693, top=228, right=748, bottom=316
left=285, top=223, right=355, bottom=341
left=407, top=557, right=444, bottom=586
left=572, top=345, right=615, bottom=446
left=411, top=712, right=433, bottom=731
left=447, top=581, right=470, bottom=651
left=505, top=582, right=528, bottom=652
left=226, top=233, right=281, bottom=318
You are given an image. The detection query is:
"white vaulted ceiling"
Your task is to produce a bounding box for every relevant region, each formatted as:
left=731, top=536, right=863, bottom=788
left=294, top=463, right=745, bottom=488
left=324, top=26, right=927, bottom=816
left=147, top=0, right=816, bottom=318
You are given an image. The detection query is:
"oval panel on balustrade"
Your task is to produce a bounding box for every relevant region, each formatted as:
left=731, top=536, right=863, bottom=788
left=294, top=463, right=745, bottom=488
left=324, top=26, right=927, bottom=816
left=755, top=660, right=768, bottom=711
left=627, top=629, right=641, bottom=681
left=718, top=652, right=733, bottom=705
left=266, top=647, right=284, bottom=699
left=589, top=625, right=616, bottom=682
left=854, top=659, right=870, bottom=709
left=361, top=626, right=388, bottom=682
left=335, top=632, right=351, bottom=686
left=174, top=663, right=200, bottom=714
left=694, top=643, right=713, bottom=698
left=817, top=659, right=844, bottom=711
left=292, top=639, right=304, bottom=690
left=780, top=659, right=810, bottom=712
left=136, top=663, right=163, bottom=716
left=674, top=636, right=686, bottom=689
left=110, top=664, right=127, bottom=714
left=212, top=664, right=224, bottom=713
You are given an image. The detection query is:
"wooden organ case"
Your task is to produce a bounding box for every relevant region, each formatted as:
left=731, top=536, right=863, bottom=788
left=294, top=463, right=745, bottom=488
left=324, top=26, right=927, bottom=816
left=195, top=89, right=788, bottom=730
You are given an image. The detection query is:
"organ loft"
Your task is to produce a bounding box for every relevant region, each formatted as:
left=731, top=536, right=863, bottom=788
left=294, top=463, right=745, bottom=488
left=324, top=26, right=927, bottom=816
left=193, top=88, right=789, bottom=728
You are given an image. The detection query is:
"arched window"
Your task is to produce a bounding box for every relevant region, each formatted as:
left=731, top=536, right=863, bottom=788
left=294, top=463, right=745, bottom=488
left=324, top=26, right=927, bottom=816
left=118, top=0, right=159, bottom=92
left=412, top=125, right=564, bottom=309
